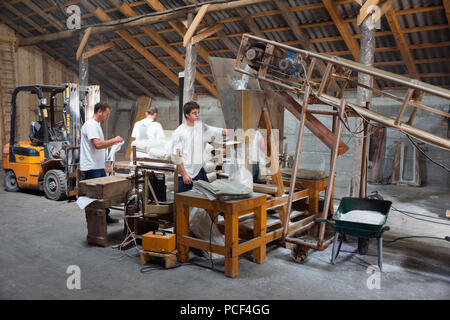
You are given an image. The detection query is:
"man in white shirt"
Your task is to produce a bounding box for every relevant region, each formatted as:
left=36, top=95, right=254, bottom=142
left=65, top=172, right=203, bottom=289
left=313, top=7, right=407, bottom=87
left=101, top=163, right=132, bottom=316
left=80, top=102, right=123, bottom=223
left=170, top=101, right=226, bottom=192
left=131, top=106, right=165, bottom=143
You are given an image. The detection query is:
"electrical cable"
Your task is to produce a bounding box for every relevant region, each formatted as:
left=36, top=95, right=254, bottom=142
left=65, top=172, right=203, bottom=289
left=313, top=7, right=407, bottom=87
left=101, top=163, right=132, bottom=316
left=384, top=235, right=450, bottom=244
left=390, top=205, right=450, bottom=226
left=84, top=0, right=228, bottom=29
left=404, top=134, right=450, bottom=172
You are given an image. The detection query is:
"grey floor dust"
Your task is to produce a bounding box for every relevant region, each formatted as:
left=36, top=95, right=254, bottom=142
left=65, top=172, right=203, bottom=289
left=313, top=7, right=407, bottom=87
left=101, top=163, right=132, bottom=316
left=0, top=169, right=449, bottom=300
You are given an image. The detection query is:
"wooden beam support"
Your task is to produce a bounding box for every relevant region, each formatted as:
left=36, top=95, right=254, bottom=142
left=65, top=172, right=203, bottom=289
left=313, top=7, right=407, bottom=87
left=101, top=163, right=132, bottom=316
left=322, top=0, right=360, bottom=61
left=96, top=53, right=154, bottom=98
left=118, top=2, right=218, bottom=98
left=235, top=7, right=265, bottom=38
left=443, top=0, right=450, bottom=28
left=191, top=24, right=222, bottom=45
left=17, top=0, right=133, bottom=101
left=183, top=4, right=210, bottom=47
left=145, top=0, right=211, bottom=64
left=82, top=41, right=115, bottom=60
left=90, top=5, right=179, bottom=86
left=357, top=0, right=380, bottom=26
left=76, top=27, right=93, bottom=61
left=385, top=7, right=419, bottom=79
left=275, top=0, right=339, bottom=92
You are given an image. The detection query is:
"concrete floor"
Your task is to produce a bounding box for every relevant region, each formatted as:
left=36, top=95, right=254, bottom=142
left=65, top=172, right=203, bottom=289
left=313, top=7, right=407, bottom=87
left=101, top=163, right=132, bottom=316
left=0, top=169, right=449, bottom=300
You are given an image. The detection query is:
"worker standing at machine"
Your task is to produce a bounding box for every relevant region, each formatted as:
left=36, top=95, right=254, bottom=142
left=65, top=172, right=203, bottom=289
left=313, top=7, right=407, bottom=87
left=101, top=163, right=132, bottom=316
left=80, top=102, right=123, bottom=223
left=131, top=106, right=165, bottom=144
left=170, top=101, right=227, bottom=192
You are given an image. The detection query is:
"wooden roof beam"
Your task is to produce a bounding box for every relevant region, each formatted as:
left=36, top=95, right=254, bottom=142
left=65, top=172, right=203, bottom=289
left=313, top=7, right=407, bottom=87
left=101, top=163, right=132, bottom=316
left=322, top=0, right=360, bottom=60
left=116, top=1, right=218, bottom=98
left=82, top=41, right=115, bottom=60
left=0, top=13, right=121, bottom=100
left=274, top=0, right=339, bottom=92
left=385, top=7, right=419, bottom=79
left=443, top=0, right=450, bottom=28
left=144, top=0, right=211, bottom=64
left=19, top=0, right=136, bottom=100
left=184, top=0, right=239, bottom=55
left=77, top=0, right=179, bottom=88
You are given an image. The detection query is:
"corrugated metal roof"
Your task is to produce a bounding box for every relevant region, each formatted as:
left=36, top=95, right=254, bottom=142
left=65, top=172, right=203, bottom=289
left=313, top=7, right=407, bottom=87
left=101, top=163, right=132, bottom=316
left=0, top=0, right=449, bottom=97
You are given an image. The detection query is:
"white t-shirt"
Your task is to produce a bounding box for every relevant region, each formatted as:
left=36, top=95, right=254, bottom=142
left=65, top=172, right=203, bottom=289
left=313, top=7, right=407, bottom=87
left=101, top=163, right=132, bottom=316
left=132, top=118, right=165, bottom=142
left=250, top=130, right=265, bottom=163
left=170, top=121, right=222, bottom=178
left=80, top=118, right=106, bottom=171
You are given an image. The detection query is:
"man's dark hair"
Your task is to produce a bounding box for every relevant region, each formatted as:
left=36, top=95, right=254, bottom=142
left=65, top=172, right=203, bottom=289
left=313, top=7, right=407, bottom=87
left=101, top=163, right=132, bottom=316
left=183, top=101, right=200, bottom=118
left=146, top=106, right=158, bottom=115
left=94, top=102, right=112, bottom=114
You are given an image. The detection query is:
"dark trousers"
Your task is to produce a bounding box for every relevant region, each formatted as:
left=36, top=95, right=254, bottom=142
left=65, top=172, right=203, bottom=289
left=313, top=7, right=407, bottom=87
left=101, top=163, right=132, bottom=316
left=82, top=169, right=110, bottom=216
left=178, top=168, right=208, bottom=193
left=252, top=163, right=259, bottom=183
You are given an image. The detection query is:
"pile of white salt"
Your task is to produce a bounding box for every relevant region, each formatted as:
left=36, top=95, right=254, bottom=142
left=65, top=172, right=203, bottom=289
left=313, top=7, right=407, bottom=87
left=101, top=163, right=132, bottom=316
left=338, top=210, right=386, bottom=225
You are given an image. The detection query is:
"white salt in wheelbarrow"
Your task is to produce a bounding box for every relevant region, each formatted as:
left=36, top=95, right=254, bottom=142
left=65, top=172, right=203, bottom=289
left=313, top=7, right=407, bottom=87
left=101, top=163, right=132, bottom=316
left=315, top=197, right=392, bottom=271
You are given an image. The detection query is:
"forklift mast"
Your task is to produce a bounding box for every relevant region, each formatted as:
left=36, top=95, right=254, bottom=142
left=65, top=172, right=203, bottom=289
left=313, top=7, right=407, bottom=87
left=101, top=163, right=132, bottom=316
left=63, top=83, right=100, bottom=192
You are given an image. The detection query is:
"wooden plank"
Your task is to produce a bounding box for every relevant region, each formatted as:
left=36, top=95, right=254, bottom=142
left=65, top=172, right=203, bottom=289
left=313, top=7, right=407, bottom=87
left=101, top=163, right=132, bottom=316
left=191, top=24, right=222, bottom=45
left=274, top=0, right=339, bottom=92
left=357, top=0, right=380, bottom=26
left=266, top=89, right=349, bottom=155
left=82, top=41, right=114, bottom=60
left=322, top=0, right=360, bottom=61
left=145, top=0, right=211, bottom=64
left=118, top=2, right=218, bottom=98
left=385, top=7, right=419, bottom=79
left=92, top=7, right=178, bottom=86
left=183, top=4, right=210, bottom=47
left=76, top=27, right=92, bottom=60
left=444, top=0, right=450, bottom=28
left=125, top=96, right=151, bottom=159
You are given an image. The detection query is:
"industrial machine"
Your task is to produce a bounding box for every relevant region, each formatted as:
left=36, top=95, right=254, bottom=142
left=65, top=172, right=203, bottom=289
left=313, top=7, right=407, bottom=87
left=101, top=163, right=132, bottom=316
left=2, top=83, right=100, bottom=200
left=234, top=33, right=450, bottom=260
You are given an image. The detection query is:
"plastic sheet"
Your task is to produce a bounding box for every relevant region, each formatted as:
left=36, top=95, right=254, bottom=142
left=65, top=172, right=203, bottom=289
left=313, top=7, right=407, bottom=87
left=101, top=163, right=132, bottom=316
left=189, top=207, right=225, bottom=260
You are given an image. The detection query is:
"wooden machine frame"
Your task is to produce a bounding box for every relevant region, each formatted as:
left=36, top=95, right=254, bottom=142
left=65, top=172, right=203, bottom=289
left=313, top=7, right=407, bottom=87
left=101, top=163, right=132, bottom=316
left=234, top=33, right=450, bottom=256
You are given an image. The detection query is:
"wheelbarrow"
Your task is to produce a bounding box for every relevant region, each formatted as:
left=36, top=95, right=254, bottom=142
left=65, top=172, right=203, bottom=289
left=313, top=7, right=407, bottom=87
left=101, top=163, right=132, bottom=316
left=315, top=197, right=392, bottom=271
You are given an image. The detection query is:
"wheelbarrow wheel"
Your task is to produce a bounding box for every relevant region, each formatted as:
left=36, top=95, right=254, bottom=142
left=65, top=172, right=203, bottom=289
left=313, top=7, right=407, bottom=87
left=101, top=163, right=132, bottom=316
left=291, top=244, right=309, bottom=263
left=358, top=237, right=369, bottom=255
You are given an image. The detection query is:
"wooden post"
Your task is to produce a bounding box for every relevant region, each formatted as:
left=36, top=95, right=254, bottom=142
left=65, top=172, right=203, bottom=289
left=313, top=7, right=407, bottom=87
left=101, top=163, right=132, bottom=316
left=351, top=1, right=375, bottom=197
left=318, top=98, right=346, bottom=247
left=183, top=13, right=197, bottom=104
left=282, top=86, right=310, bottom=240
left=359, top=101, right=371, bottom=198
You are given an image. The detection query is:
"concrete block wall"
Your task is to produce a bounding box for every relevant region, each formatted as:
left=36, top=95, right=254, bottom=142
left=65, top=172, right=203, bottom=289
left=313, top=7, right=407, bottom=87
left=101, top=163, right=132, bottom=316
left=283, top=91, right=450, bottom=187
left=108, top=91, right=449, bottom=187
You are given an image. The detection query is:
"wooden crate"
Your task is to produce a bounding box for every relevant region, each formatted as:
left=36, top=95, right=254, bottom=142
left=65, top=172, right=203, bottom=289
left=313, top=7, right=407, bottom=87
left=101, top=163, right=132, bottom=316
left=79, top=176, right=132, bottom=199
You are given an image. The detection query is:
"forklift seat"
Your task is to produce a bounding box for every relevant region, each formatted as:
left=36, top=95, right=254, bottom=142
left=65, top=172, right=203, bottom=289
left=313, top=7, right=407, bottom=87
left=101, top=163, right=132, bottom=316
left=29, top=121, right=44, bottom=145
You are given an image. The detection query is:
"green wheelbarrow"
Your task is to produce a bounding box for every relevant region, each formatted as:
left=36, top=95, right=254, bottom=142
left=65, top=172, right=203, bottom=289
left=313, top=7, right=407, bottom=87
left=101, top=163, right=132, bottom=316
left=315, top=197, right=392, bottom=271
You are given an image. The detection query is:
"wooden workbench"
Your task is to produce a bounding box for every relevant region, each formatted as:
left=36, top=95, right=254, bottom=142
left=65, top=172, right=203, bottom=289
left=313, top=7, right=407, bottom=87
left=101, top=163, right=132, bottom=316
left=175, top=191, right=267, bottom=278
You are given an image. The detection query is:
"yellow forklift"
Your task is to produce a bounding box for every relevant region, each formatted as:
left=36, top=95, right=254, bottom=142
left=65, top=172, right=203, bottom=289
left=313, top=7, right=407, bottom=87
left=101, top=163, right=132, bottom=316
left=2, top=83, right=100, bottom=200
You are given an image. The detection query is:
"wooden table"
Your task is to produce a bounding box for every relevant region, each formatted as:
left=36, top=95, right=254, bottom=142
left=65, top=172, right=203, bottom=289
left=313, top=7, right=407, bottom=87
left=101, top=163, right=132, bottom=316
left=282, top=177, right=332, bottom=216
left=175, top=191, right=267, bottom=278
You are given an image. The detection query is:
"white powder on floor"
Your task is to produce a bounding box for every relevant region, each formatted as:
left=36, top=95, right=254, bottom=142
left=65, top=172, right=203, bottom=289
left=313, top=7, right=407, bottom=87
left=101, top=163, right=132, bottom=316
left=338, top=210, right=386, bottom=225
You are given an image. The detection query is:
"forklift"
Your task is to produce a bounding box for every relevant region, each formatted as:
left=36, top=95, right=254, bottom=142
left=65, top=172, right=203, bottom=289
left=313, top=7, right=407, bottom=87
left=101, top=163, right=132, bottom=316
left=2, top=83, right=100, bottom=200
